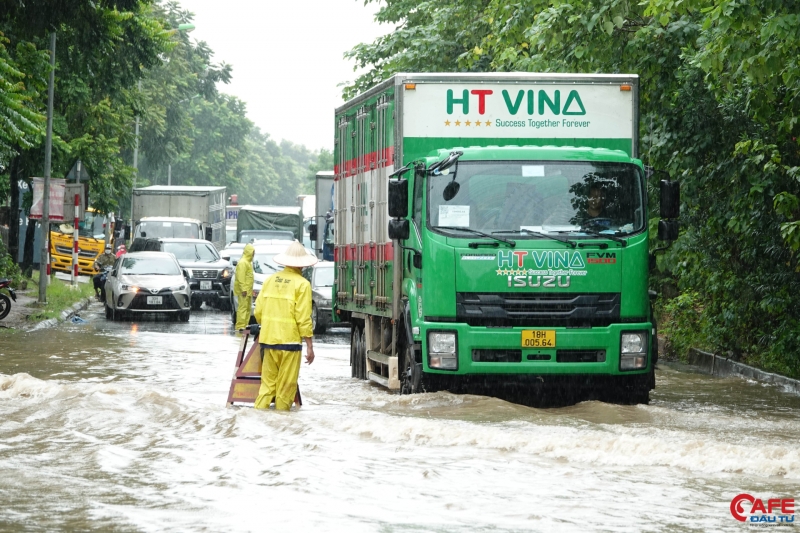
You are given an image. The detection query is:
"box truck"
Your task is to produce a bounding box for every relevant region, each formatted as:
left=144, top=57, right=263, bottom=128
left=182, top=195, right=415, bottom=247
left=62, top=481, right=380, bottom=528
left=333, top=73, right=680, bottom=403
left=132, top=186, right=226, bottom=249
left=235, top=205, right=303, bottom=243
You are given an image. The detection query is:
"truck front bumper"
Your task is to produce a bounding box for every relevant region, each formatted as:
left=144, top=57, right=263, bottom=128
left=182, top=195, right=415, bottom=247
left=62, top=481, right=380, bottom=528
left=420, top=321, right=653, bottom=377
left=51, top=254, right=98, bottom=276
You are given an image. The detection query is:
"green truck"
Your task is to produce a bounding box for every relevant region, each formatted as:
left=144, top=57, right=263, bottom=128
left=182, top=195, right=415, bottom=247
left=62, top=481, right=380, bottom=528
left=333, top=73, right=679, bottom=403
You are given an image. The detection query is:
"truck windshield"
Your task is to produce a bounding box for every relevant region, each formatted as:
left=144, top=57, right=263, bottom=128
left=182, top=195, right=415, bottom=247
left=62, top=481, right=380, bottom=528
left=136, top=221, right=200, bottom=240
left=239, top=230, right=294, bottom=243
left=76, top=211, right=106, bottom=239
left=428, top=161, right=645, bottom=237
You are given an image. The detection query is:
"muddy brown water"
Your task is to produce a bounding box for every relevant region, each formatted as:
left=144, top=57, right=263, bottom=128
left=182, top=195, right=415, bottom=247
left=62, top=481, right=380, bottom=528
left=1, top=303, right=799, bottom=531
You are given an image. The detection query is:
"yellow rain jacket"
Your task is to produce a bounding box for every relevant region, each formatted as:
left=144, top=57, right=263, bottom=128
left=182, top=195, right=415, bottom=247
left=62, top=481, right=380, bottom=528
left=253, top=266, right=312, bottom=410
left=233, top=244, right=255, bottom=330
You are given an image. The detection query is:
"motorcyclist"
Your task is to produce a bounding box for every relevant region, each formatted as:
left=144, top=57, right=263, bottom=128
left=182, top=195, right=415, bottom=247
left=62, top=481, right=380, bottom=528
left=93, top=245, right=116, bottom=301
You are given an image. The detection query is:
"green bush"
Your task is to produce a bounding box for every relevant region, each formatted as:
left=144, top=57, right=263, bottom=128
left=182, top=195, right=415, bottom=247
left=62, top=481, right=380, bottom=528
left=0, top=239, right=22, bottom=285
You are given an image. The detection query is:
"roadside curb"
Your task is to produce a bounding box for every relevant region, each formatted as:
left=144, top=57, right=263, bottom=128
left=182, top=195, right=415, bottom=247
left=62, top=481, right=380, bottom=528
left=688, top=348, right=800, bottom=396
left=27, top=297, right=94, bottom=332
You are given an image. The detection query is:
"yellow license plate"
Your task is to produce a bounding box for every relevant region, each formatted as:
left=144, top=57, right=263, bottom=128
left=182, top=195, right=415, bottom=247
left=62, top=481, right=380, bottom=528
left=521, top=330, right=556, bottom=348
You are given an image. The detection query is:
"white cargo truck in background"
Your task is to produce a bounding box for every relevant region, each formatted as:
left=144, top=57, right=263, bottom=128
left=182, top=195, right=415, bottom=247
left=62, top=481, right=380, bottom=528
left=132, top=186, right=226, bottom=249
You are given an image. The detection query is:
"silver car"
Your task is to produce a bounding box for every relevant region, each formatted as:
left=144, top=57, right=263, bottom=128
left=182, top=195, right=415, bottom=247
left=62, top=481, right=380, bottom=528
left=104, top=252, right=192, bottom=321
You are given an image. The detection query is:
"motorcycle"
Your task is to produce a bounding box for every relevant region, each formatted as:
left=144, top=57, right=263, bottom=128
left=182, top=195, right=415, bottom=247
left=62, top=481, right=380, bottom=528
left=0, top=278, right=17, bottom=321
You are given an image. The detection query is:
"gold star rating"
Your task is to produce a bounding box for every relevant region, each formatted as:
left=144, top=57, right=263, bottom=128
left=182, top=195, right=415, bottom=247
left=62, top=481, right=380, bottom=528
left=474, top=120, right=481, bottom=126
left=445, top=120, right=451, bottom=126
left=455, top=120, right=461, bottom=126
left=465, top=120, right=471, bottom=126
left=485, top=120, right=491, bottom=126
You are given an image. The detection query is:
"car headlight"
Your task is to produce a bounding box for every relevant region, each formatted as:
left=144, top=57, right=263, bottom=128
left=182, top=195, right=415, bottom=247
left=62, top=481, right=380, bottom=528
left=221, top=268, right=232, bottom=278
left=428, top=331, right=458, bottom=370
left=121, top=285, right=140, bottom=293
left=620, top=331, right=648, bottom=370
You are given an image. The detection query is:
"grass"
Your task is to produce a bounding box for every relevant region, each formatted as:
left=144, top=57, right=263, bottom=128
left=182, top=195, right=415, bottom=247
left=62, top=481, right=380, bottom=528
left=27, top=271, right=96, bottom=321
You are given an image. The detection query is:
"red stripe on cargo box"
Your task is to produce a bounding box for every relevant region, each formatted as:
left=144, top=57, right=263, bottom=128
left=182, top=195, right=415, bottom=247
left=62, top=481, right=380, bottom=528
left=334, top=147, right=395, bottom=180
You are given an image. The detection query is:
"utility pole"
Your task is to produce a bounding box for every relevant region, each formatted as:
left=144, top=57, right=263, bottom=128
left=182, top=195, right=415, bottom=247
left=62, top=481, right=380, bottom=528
left=131, top=79, right=141, bottom=231
left=38, top=32, right=56, bottom=304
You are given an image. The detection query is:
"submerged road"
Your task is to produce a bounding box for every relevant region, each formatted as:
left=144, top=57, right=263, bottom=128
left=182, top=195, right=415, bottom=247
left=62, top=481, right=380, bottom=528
left=1, top=303, right=799, bottom=531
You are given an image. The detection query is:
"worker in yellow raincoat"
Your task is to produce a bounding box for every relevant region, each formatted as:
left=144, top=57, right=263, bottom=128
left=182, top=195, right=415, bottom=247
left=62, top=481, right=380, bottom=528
left=253, top=241, right=317, bottom=411
left=234, top=243, right=255, bottom=331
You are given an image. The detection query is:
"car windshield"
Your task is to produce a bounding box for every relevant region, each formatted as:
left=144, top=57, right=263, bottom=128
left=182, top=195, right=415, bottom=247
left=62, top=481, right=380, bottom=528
left=121, top=256, right=181, bottom=275
left=136, top=221, right=199, bottom=239
left=427, top=161, right=645, bottom=236
left=164, top=242, right=219, bottom=262
left=314, top=266, right=334, bottom=287
left=252, top=253, right=280, bottom=274
left=239, top=230, right=293, bottom=243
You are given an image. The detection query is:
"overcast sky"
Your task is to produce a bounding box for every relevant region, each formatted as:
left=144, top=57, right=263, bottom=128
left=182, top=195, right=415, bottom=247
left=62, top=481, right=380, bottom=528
left=181, top=0, right=389, bottom=152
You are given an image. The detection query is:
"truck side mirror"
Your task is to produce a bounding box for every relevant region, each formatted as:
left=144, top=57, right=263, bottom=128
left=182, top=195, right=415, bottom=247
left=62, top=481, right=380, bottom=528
left=660, top=179, right=680, bottom=219
left=388, top=179, right=409, bottom=218
left=388, top=219, right=410, bottom=240
left=205, top=226, right=213, bottom=242
left=308, top=223, right=317, bottom=241
left=658, top=220, right=679, bottom=241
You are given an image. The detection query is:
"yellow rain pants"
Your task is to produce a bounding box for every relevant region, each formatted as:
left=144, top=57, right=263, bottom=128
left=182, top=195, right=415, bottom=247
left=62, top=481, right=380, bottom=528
left=235, top=293, right=252, bottom=331
left=254, top=348, right=302, bottom=411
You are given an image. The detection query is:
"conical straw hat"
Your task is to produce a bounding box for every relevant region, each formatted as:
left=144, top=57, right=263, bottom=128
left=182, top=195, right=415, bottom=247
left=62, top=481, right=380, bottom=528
left=273, top=240, right=318, bottom=268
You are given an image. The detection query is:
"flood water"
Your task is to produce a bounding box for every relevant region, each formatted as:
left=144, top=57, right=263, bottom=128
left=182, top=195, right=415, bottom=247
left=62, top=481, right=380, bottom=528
left=1, top=303, right=799, bottom=531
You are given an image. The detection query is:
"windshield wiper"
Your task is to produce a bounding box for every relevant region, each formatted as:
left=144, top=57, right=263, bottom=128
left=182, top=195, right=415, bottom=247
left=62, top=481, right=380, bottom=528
left=493, top=229, right=577, bottom=248
left=433, top=226, right=516, bottom=248
left=579, top=226, right=628, bottom=247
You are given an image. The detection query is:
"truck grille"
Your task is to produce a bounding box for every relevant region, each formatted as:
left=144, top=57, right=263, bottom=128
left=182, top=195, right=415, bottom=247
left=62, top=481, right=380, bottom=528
left=55, top=245, right=97, bottom=258
left=193, top=269, right=219, bottom=279
left=456, top=292, right=620, bottom=328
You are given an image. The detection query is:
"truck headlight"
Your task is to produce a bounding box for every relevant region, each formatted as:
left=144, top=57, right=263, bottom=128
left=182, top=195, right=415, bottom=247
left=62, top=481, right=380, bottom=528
left=221, top=268, right=232, bottom=279
left=620, top=331, right=647, bottom=370
left=428, top=331, right=457, bottom=370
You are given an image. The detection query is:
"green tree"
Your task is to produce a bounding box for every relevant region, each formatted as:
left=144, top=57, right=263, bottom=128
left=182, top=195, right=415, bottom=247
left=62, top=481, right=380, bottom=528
left=349, top=0, right=800, bottom=377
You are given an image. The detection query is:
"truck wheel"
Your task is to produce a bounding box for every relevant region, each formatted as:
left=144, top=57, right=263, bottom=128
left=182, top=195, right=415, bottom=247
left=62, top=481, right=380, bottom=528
left=179, top=311, right=190, bottom=322
left=400, top=343, right=422, bottom=394
left=351, top=326, right=366, bottom=380
left=191, top=299, right=202, bottom=311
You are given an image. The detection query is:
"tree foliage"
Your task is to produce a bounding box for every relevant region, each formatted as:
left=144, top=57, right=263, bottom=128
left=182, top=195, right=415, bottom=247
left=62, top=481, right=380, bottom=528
left=349, top=0, right=800, bottom=377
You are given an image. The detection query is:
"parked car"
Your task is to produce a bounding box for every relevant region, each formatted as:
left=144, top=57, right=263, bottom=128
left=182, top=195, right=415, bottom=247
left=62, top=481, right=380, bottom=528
left=229, top=241, right=315, bottom=325
left=104, top=251, right=191, bottom=321
left=140, top=238, right=232, bottom=310
left=302, top=261, right=338, bottom=333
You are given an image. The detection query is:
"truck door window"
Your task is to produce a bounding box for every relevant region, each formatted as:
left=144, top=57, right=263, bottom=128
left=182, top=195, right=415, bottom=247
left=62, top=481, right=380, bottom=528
left=412, top=174, right=423, bottom=233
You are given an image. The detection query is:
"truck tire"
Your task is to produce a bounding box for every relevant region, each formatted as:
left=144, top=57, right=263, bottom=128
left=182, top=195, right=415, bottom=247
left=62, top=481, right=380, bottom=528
left=179, top=310, right=190, bottom=322
left=351, top=326, right=366, bottom=380
left=400, top=343, right=423, bottom=394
